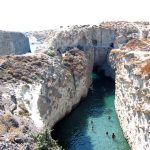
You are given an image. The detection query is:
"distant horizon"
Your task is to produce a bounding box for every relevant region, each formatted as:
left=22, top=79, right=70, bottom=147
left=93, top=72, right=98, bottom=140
left=0, top=0, right=150, bottom=32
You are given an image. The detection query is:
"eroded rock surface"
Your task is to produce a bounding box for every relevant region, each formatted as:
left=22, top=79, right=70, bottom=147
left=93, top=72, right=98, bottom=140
left=0, top=47, right=93, bottom=149
left=110, top=40, right=150, bottom=150
left=30, top=21, right=150, bottom=79
left=1, top=21, right=150, bottom=149
left=0, top=31, right=30, bottom=55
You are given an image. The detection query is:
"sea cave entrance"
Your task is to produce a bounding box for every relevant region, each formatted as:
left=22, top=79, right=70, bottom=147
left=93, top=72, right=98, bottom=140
left=52, top=72, right=130, bottom=150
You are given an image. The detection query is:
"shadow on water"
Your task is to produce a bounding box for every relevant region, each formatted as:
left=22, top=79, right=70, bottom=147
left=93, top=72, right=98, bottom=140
left=52, top=73, right=130, bottom=150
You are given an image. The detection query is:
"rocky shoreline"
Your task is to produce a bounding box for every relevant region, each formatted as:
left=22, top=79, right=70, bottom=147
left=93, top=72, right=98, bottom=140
left=0, top=48, right=93, bottom=149
left=0, top=21, right=150, bottom=150
left=110, top=40, right=150, bottom=150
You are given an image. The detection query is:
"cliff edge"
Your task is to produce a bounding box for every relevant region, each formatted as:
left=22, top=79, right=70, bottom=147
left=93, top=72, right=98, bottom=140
left=0, top=22, right=150, bottom=149
left=0, top=31, right=30, bottom=55
left=0, top=47, right=93, bottom=149
left=110, top=39, right=150, bottom=150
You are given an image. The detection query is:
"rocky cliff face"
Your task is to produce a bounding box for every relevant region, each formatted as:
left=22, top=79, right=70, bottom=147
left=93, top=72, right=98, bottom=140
left=110, top=40, right=150, bottom=150
left=35, top=24, right=116, bottom=78
left=1, top=22, right=150, bottom=149
left=0, top=31, right=30, bottom=55
left=33, top=21, right=150, bottom=79
left=0, top=47, right=93, bottom=149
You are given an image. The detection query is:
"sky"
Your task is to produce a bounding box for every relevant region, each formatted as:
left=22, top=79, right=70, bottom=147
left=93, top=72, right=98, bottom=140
left=0, top=0, right=149, bottom=31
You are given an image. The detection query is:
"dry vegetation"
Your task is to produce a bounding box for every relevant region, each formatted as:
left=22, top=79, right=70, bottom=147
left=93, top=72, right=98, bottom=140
left=141, top=60, right=150, bottom=75
left=111, top=49, right=122, bottom=54
left=122, top=39, right=150, bottom=50
left=0, top=111, right=36, bottom=149
left=62, top=48, right=88, bottom=77
left=0, top=54, right=52, bottom=84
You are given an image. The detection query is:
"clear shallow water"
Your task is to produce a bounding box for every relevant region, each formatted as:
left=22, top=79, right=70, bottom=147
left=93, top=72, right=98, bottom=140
left=52, top=74, right=130, bottom=150
left=30, top=43, right=38, bottom=53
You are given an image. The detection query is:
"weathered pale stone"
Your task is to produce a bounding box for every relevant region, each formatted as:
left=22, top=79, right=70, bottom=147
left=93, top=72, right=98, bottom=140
left=29, top=21, right=150, bottom=78
left=1, top=21, right=150, bottom=149
left=0, top=48, right=93, bottom=127
left=0, top=31, right=30, bottom=55
left=110, top=47, right=150, bottom=150
left=0, top=47, right=94, bottom=149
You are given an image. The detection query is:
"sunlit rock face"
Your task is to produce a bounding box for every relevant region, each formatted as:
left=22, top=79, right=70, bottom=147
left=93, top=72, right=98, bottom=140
left=110, top=39, right=150, bottom=150
left=0, top=48, right=93, bottom=149
left=33, top=21, right=150, bottom=78
left=1, top=21, right=150, bottom=149
left=0, top=31, right=30, bottom=55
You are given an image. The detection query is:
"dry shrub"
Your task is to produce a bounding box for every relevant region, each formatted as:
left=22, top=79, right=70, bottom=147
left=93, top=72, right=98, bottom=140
left=123, top=39, right=150, bottom=50
left=0, top=123, right=7, bottom=134
left=8, top=126, right=21, bottom=134
left=111, top=49, right=121, bottom=54
left=141, top=60, right=150, bottom=74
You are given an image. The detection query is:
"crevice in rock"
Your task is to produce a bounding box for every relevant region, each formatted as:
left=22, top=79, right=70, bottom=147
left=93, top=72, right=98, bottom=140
left=71, top=70, right=76, bottom=90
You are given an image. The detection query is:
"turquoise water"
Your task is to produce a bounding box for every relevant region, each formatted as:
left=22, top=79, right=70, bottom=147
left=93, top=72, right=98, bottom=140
left=52, top=74, right=130, bottom=150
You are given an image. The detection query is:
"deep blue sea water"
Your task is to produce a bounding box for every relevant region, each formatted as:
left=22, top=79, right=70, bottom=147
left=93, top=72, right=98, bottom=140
left=52, top=74, right=130, bottom=150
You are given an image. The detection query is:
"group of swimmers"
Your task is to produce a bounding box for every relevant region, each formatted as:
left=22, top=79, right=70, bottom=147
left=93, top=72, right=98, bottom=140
left=106, top=131, right=116, bottom=139
left=91, top=115, right=116, bottom=140
left=106, top=116, right=116, bottom=139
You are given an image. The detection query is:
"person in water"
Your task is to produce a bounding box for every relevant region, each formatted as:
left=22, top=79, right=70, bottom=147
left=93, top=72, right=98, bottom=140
left=106, top=132, right=108, bottom=135
left=91, top=120, right=96, bottom=133
left=108, top=116, right=111, bottom=120
left=112, top=133, right=116, bottom=139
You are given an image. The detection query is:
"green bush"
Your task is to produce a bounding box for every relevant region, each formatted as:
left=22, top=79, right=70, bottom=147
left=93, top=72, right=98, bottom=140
left=47, top=51, right=55, bottom=57
left=33, top=129, right=63, bottom=150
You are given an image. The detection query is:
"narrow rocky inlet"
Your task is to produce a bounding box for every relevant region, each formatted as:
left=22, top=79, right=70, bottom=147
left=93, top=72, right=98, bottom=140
left=52, top=73, right=130, bottom=150
left=0, top=22, right=150, bottom=150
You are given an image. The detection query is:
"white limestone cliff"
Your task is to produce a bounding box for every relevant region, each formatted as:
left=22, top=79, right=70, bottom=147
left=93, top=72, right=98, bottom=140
left=0, top=31, right=30, bottom=55
left=33, top=21, right=150, bottom=79
left=1, top=21, right=150, bottom=149
left=0, top=47, right=93, bottom=149
left=110, top=40, right=150, bottom=150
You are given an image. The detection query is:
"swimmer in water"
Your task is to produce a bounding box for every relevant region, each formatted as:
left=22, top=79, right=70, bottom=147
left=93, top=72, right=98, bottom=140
left=112, top=133, right=116, bottom=139
left=90, top=120, right=96, bottom=133
left=108, top=116, right=111, bottom=120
